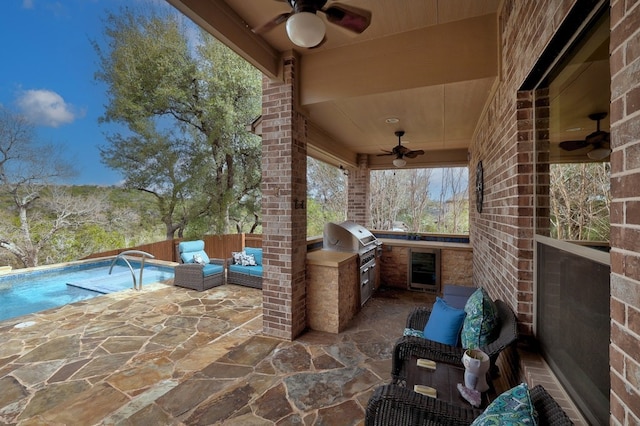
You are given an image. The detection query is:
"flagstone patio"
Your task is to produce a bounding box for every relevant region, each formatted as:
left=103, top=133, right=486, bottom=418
left=0, top=282, right=436, bottom=425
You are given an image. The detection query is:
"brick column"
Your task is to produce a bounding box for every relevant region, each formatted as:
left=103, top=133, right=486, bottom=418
left=261, top=55, right=307, bottom=340
left=609, top=0, right=640, bottom=422
left=346, top=153, right=370, bottom=227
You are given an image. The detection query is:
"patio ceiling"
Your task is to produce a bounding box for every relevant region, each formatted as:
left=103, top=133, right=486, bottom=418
left=166, top=1, right=609, bottom=168
left=166, top=0, right=500, bottom=169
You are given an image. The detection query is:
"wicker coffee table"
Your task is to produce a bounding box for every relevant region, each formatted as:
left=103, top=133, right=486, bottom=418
left=405, top=355, right=494, bottom=409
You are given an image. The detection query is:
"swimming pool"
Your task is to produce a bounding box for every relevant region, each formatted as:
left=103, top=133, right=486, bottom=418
left=0, top=259, right=174, bottom=322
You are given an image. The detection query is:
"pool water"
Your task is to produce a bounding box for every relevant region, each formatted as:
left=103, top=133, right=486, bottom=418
left=0, top=260, right=174, bottom=322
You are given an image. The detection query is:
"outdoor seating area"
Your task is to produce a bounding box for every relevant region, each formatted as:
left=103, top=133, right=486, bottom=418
left=174, top=240, right=225, bottom=291
left=366, top=286, right=573, bottom=425
left=173, top=241, right=263, bottom=291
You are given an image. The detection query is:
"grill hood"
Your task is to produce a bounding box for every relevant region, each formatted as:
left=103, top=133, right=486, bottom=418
left=323, top=221, right=378, bottom=253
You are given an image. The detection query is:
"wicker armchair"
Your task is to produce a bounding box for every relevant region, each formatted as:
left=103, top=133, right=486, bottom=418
left=392, top=300, right=518, bottom=385
left=365, top=384, right=573, bottom=426
left=174, top=241, right=225, bottom=291
left=226, top=247, right=263, bottom=289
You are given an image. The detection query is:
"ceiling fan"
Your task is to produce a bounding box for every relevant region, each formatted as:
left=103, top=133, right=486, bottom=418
left=252, top=0, right=372, bottom=48
left=378, top=131, right=425, bottom=167
left=559, top=112, right=611, bottom=160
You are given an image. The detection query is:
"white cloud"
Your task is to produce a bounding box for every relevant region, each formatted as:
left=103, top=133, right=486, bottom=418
left=22, top=0, right=34, bottom=9
left=16, top=89, right=79, bottom=127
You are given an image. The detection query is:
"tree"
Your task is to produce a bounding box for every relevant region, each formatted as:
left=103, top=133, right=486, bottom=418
left=94, top=7, right=262, bottom=239
left=370, top=168, right=468, bottom=233
left=370, top=170, right=406, bottom=230
left=0, top=108, right=107, bottom=267
left=550, top=162, right=610, bottom=241
left=436, top=168, right=469, bottom=233
left=306, top=157, right=346, bottom=236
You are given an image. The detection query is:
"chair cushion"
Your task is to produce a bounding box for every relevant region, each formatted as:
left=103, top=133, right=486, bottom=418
left=470, top=382, right=538, bottom=425
left=423, top=297, right=466, bottom=346
left=461, top=287, right=499, bottom=349
left=179, top=240, right=210, bottom=264
left=229, top=264, right=263, bottom=277
left=202, top=263, right=223, bottom=277
left=244, top=247, right=262, bottom=265
left=443, top=284, right=478, bottom=309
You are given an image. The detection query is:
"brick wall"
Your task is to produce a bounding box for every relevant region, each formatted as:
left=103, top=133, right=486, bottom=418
left=347, top=153, right=371, bottom=227
left=473, top=0, right=640, bottom=422
left=379, top=245, right=472, bottom=290
left=609, top=0, right=640, bottom=423
left=261, top=55, right=308, bottom=340
left=470, top=0, right=575, bottom=336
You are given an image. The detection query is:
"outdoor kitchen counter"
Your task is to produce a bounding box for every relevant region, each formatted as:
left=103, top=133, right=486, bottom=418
left=306, top=249, right=359, bottom=333
left=306, top=249, right=357, bottom=267
left=377, top=239, right=473, bottom=290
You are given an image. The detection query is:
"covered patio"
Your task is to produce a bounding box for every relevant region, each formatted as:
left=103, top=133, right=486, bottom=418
left=165, top=1, right=639, bottom=424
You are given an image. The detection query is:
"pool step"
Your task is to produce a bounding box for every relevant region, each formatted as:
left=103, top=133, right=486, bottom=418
left=67, top=271, right=138, bottom=294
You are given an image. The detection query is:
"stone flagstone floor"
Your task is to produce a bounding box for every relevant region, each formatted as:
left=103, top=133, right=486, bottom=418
left=0, top=282, right=435, bottom=425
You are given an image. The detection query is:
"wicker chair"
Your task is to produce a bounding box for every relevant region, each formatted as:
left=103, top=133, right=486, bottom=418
left=365, top=384, right=573, bottom=426
left=392, top=300, right=518, bottom=385
left=174, top=241, right=225, bottom=291
left=226, top=247, right=263, bottom=289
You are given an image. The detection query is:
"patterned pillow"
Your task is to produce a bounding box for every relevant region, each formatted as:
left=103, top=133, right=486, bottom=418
left=192, top=254, right=206, bottom=265
left=461, top=287, right=499, bottom=349
left=240, top=253, right=256, bottom=266
left=403, top=328, right=425, bottom=338
left=232, top=251, right=244, bottom=264
left=470, top=383, right=538, bottom=425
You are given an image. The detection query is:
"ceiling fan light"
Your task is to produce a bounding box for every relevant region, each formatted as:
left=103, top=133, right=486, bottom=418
left=587, top=147, right=611, bottom=160
left=286, top=12, right=325, bottom=47
left=393, top=158, right=407, bottom=168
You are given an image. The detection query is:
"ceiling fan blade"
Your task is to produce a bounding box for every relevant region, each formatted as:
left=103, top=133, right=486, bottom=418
left=252, top=12, right=291, bottom=34
left=585, top=130, right=609, bottom=145
left=404, top=150, right=425, bottom=159
left=377, top=150, right=394, bottom=156
left=322, top=4, right=372, bottom=33
left=559, top=140, right=589, bottom=151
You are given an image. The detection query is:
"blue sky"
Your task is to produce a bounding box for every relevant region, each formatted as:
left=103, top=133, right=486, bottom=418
left=0, top=0, right=174, bottom=186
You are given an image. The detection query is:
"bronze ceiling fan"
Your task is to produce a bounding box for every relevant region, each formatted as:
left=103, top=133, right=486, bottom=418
left=252, top=0, right=372, bottom=48
left=559, top=112, right=611, bottom=160
left=377, top=131, right=425, bottom=167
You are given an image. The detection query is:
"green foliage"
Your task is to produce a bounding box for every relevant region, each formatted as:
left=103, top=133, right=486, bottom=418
left=93, top=7, right=262, bottom=239
left=306, top=158, right=346, bottom=236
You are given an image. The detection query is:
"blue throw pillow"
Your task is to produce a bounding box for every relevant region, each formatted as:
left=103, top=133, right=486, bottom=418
left=470, top=382, right=538, bottom=425
left=423, top=297, right=466, bottom=346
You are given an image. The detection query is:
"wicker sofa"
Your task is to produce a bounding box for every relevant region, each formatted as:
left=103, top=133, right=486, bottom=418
left=365, top=383, right=573, bottom=426
left=392, top=299, right=518, bottom=384
left=174, top=240, right=225, bottom=291
left=226, top=247, right=263, bottom=289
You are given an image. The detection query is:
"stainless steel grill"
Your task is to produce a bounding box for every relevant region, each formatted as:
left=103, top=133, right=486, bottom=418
left=323, top=221, right=381, bottom=305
